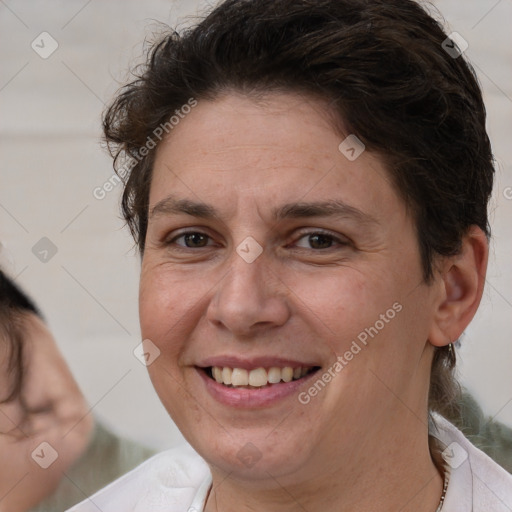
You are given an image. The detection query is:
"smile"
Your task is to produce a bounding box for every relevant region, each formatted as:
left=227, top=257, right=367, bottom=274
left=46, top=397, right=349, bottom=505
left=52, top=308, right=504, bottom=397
left=206, top=365, right=318, bottom=388
left=196, top=356, right=322, bottom=407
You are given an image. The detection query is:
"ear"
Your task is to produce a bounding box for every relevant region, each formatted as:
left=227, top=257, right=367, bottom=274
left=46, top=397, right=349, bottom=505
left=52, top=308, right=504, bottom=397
left=428, top=226, right=489, bottom=347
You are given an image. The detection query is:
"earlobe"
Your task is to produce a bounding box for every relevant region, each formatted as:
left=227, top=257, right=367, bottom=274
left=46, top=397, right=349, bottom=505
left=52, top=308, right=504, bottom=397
left=428, top=226, right=489, bottom=348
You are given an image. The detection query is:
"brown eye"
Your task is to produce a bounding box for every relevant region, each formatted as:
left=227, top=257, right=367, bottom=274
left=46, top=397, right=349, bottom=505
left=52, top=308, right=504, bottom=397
left=171, top=232, right=211, bottom=248
left=308, top=233, right=334, bottom=249
left=295, top=231, right=345, bottom=250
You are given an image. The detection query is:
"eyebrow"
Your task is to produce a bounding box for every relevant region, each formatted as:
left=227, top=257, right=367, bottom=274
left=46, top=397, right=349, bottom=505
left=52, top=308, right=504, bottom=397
left=149, top=195, right=379, bottom=226
left=273, top=200, right=378, bottom=226
left=150, top=196, right=220, bottom=221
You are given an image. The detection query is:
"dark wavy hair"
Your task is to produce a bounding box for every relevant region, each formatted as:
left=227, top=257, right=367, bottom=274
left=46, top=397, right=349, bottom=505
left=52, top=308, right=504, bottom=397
left=0, top=270, right=41, bottom=406
left=102, top=0, right=494, bottom=415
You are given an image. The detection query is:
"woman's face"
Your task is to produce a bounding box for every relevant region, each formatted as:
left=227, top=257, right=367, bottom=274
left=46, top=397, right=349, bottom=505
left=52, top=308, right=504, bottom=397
left=139, top=92, right=441, bottom=483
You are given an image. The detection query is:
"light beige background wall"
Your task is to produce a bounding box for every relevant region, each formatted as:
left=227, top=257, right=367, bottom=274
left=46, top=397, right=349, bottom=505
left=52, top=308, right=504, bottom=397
left=1, top=0, right=511, bottom=451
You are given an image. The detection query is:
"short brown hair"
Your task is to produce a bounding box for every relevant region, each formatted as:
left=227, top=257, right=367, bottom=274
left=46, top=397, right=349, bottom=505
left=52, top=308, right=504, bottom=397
left=103, top=0, right=494, bottom=414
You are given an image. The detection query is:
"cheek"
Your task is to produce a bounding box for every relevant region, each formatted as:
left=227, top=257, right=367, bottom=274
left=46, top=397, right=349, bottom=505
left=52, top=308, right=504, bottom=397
left=282, top=267, right=388, bottom=346
left=138, top=263, right=214, bottom=355
left=139, top=267, right=184, bottom=354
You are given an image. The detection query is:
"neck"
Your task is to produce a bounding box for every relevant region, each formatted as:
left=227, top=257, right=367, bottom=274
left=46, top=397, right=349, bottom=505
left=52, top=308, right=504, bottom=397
left=205, top=412, right=444, bottom=512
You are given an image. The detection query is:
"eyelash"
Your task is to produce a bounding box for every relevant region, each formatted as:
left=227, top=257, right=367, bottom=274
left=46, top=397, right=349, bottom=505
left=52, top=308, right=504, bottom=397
left=166, top=229, right=349, bottom=251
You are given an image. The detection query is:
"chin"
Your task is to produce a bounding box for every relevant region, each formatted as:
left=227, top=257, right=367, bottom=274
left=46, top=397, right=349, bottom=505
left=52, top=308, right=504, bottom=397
left=186, top=422, right=313, bottom=482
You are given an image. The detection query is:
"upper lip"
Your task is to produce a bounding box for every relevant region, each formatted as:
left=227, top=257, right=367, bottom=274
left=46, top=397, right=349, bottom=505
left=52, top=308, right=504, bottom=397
left=196, top=355, right=320, bottom=370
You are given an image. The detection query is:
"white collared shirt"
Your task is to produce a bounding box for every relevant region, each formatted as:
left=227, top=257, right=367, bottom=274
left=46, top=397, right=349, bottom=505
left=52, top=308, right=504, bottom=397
left=67, top=415, right=512, bottom=511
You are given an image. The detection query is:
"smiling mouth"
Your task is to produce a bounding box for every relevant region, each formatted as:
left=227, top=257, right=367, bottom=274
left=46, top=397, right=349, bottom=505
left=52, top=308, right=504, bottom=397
left=202, top=365, right=321, bottom=389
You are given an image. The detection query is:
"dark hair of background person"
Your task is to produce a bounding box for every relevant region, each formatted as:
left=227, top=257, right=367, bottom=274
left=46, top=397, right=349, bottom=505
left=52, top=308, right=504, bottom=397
left=102, top=0, right=495, bottom=416
left=0, top=269, right=41, bottom=406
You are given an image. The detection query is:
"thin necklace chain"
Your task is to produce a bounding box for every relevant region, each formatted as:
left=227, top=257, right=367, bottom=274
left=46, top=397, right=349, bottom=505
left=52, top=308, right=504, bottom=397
left=435, top=473, right=449, bottom=512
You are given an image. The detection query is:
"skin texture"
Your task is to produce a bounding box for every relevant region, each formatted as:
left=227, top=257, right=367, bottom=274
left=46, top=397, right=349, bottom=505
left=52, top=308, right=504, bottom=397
left=139, top=92, right=488, bottom=512
left=0, top=314, right=93, bottom=512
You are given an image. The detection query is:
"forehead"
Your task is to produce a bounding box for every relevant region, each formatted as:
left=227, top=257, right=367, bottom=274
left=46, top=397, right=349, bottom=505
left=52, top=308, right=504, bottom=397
left=150, top=92, right=402, bottom=223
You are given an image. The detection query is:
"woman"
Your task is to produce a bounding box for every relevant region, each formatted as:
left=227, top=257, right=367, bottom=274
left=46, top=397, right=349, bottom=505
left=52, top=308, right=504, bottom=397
left=69, top=0, right=512, bottom=510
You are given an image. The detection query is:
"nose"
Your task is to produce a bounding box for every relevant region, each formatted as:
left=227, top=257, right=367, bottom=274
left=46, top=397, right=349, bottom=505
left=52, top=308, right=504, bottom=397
left=206, top=247, right=290, bottom=337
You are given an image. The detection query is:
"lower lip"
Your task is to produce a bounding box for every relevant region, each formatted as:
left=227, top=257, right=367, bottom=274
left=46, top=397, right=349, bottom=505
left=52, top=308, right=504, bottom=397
left=196, top=368, right=319, bottom=408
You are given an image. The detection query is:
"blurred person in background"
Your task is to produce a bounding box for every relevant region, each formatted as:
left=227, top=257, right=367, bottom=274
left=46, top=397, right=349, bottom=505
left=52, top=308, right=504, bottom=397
left=0, top=269, right=154, bottom=512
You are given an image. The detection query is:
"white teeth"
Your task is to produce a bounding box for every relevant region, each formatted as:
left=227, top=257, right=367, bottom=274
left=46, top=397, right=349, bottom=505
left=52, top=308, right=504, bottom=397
left=268, top=367, right=282, bottom=384
left=248, top=368, right=268, bottom=387
left=231, top=368, right=249, bottom=386
left=222, top=367, right=232, bottom=385
left=281, top=367, right=293, bottom=383
left=212, top=366, right=223, bottom=383
left=210, top=365, right=314, bottom=387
